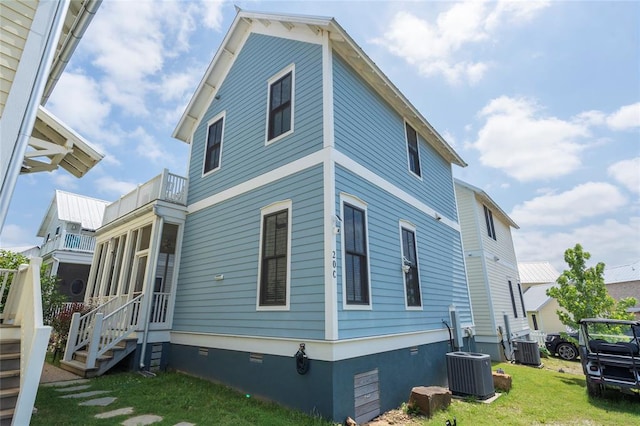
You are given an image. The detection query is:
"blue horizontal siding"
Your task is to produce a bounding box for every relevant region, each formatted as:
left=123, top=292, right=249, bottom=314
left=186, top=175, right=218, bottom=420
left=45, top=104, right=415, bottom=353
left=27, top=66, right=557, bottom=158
left=335, top=165, right=471, bottom=339
left=188, top=33, right=323, bottom=205
left=333, top=53, right=458, bottom=221
left=175, top=165, right=325, bottom=339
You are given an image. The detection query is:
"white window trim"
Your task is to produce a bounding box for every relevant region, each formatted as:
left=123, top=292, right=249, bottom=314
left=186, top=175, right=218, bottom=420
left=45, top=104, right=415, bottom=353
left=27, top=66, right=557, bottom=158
left=202, top=111, right=226, bottom=177
left=340, top=193, right=372, bottom=310
left=265, top=63, right=295, bottom=146
left=398, top=220, right=423, bottom=310
left=404, top=120, right=422, bottom=180
left=256, top=199, right=292, bottom=311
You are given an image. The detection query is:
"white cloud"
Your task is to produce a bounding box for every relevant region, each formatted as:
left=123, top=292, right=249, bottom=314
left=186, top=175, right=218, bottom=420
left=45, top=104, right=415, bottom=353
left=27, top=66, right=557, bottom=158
left=606, top=102, right=640, bottom=131
left=514, top=217, right=640, bottom=272
left=608, top=157, right=640, bottom=194
left=47, top=71, right=111, bottom=139
left=0, top=224, right=36, bottom=248
left=202, top=0, right=225, bottom=30
left=131, top=127, right=169, bottom=164
left=471, top=96, right=590, bottom=181
left=372, top=1, right=549, bottom=85
left=510, top=182, right=627, bottom=226
left=51, top=171, right=79, bottom=191
left=94, top=176, right=137, bottom=197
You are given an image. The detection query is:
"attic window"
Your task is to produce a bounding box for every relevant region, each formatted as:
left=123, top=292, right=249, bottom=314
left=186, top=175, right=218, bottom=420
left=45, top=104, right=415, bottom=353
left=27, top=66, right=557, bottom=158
left=266, top=64, right=295, bottom=144
left=203, top=113, right=225, bottom=175
left=483, top=205, right=496, bottom=240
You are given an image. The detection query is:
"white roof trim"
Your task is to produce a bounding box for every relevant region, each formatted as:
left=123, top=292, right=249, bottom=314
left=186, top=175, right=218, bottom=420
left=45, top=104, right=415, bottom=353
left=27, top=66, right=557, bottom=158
left=455, top=179, right=519, bottom=229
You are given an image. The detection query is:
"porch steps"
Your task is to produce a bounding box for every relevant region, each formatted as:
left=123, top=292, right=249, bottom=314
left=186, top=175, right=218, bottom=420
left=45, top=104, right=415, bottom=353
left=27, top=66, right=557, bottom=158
left=0, top=332, right=20, bottom=426
left=60, top=338, right=137, bottom=378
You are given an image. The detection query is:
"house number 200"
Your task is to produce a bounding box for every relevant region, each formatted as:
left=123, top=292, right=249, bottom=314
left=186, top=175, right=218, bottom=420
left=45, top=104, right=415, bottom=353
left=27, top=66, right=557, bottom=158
left=332, top=251, right=337, bottom=278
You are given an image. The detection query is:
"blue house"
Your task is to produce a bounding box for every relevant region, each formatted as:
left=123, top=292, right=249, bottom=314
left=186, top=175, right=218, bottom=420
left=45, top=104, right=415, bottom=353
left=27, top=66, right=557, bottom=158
left=170, top=10, right=472, bottom=422
left=64, top=9, right=474, bottom=424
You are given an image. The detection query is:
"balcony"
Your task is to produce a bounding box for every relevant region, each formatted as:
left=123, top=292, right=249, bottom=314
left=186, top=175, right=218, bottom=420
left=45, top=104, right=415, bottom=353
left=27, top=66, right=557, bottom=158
left=40, top=232, right=96, bottom=256
left=102, top=169, right=188, bottom=226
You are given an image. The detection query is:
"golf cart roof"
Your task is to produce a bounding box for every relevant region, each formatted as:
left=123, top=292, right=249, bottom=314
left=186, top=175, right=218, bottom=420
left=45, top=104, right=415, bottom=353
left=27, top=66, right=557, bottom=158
left=580, top=318, right=640, bottom=326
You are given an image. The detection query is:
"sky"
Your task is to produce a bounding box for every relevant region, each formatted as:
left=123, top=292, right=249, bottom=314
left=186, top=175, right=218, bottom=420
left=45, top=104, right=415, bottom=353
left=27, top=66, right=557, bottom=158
left=1, top=0, right=638, bottom=273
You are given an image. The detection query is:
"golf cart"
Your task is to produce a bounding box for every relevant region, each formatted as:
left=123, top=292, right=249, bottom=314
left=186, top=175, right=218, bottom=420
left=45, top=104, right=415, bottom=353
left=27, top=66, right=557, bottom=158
left=579, top=318, right=640, bottom=397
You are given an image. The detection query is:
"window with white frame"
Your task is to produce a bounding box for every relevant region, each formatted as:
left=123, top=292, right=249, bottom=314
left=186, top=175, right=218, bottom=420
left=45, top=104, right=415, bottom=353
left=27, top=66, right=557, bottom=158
left=400, top=221, right=422, bottom=308
left=266, top=64, right=294, bottom=143
left=341, top=194, right=371, bottom=307
left=483, top=205, right=496, bottom=240
left=203, top=113, right=225, bottom=175
left=405, top=122, right=421, bottom=177
left=257, top=200, right=292, bottom=309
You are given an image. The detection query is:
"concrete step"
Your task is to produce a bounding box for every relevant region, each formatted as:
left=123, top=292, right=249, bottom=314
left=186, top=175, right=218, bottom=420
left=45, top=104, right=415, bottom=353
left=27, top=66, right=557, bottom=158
left=0, top=370, right=20, bottom=390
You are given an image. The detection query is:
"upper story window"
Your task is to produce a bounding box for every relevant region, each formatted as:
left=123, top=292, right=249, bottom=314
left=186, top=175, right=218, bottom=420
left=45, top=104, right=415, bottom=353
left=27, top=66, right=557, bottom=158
left=266, top=64, right=295, bottom=144
left=508, top=280, right=518, bottom=318
left=203, top=113, right=225, bottom=175
left=341, top=194, right=371, bottom=308
left=257, top=200, right=292, bottom=310
left=517, top=282, right=526, bottom=317
left=483, top=205, right=496, bottom=240
left=400, top=221, right=422, bottom=308
left=405, top=122, right=421, bottom=177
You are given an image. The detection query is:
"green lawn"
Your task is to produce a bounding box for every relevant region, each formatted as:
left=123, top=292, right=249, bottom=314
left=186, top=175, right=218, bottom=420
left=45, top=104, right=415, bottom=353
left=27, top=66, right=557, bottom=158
left=32, top=358, right=639, bottom=425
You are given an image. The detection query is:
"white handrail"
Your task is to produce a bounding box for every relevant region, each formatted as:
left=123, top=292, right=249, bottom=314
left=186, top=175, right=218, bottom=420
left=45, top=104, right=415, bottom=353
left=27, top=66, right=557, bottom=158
left=5, top=257, right=52, bottom=426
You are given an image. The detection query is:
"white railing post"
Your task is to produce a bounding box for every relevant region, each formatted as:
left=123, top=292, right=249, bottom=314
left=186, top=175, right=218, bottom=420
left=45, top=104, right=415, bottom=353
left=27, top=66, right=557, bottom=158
left=86, top=312, right=103, bottom=369
left=63, top=312, right=81, bottom=362
left=160, top=168, right=169, bottom=200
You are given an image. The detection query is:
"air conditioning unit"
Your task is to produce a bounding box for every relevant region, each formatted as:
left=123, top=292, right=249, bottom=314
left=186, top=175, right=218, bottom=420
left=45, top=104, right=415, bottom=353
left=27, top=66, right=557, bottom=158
left=513, top=339, right=541, bottom=366
left=446, top=352, right=495, bottom=400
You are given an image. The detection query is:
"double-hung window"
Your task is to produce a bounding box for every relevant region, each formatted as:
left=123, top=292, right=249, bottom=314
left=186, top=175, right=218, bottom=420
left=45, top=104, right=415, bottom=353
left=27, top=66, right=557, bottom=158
left=483, top=205, right=496, bottom=240
left=342, top=196, right=370, bottom=307
left=406, top=122, right=421, bottom=177
left=267, top=65, right=294, bottom=143
left=400, top=222, right=422, bottom=308
left=203, top=113, right=224, bottom=175
left=257, top=200, right=292, bottom=309
left=508, top=280, right=518, bottom=318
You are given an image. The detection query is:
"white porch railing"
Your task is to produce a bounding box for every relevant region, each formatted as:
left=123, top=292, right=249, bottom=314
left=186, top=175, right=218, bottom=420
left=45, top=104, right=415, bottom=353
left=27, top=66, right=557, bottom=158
left=0, top=258, right=52, bottom=426
left=0, top=268, right=15, bottom=314
left=530, top=331, right=547, bottom=346
left=64, top=294, right=142, bottom=369
left=150, top=292, right=170, bottom=323
left=102, top=169, right=188, bottom=225
left=40, top=231, right=96, bottom=256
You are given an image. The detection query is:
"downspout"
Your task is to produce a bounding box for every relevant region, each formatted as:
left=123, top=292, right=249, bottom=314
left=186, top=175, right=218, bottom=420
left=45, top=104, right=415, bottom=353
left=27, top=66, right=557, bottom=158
left=0, top=0, right=70, bottom=232
left=139, top=211, right=164, bottom=370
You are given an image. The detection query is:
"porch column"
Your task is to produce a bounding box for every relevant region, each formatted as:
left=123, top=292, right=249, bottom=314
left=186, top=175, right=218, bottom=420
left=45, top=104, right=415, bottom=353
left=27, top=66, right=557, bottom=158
left=138, top=215, right=164, bottom=330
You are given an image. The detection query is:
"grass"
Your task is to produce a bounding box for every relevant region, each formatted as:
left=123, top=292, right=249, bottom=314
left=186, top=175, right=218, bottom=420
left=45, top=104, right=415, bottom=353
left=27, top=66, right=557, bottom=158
left=32, top=357, right=639, bottom=425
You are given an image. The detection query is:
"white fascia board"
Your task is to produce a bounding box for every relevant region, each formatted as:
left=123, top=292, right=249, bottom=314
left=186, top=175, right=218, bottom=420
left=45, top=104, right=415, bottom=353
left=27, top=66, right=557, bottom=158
left=454, top=179, right=519, bottom=229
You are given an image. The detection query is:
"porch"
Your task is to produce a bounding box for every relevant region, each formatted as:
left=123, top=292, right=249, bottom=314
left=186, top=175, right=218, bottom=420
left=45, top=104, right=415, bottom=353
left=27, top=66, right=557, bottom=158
left=61, top=170, right=187, bottom=377
left=40, top=232, right=96, bottom=256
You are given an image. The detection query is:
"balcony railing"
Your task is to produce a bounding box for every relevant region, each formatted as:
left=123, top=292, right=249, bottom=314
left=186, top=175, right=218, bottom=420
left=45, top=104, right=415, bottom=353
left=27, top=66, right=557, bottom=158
left=40, top=232, right=97, bottom=256
left=102, top=169, right=188, bottom=225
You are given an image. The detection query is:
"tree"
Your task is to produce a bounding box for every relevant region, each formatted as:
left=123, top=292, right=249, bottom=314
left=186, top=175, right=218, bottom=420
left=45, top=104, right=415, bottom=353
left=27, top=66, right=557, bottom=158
left=547, top=244, right=636, bottom=331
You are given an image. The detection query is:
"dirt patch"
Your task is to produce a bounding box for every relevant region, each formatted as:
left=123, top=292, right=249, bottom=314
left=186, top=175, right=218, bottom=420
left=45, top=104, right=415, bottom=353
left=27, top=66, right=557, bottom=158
left=540, top=356, right=584, bottom=376
left=363, top=408, right=424, bottom=425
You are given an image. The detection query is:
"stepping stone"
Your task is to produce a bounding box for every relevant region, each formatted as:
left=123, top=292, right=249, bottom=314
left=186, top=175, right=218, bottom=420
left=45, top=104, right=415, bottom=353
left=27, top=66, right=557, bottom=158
left=54, top=385, right=91, bottom=392
left=60, top=390, right=111, bottom=399
left=173, top=423, right=195, bottom=426
left=43, top=379, right=90, bottom=387
left=121, top=414, right=163, bottom=425
left=96, top=407, right=135, bottom=419
left=79, top=396, right=117, bottom=406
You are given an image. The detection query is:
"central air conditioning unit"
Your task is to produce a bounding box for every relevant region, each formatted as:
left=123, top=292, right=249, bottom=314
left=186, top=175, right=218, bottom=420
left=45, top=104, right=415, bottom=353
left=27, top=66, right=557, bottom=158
left=513, top=339, right=541, bottom=366
left=446, top=352, right=495, bottom=400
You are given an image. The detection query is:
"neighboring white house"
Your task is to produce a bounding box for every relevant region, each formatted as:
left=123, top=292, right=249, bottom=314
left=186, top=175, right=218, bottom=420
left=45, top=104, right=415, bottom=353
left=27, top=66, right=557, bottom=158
left=519, top=261, right=564, bottom=334
left=455, top=179, right=529, bottom=361
left=605, top=260, right=640, bottom=319
left=37, top=190, right=109, bottom=302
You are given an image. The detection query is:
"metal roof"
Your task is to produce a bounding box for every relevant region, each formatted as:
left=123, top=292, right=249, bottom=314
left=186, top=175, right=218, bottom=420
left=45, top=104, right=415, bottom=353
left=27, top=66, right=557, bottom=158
left=37, top=190, right=109, bottom=236
left=454, top=179, right=519, bottom=229
left=173, top=8, right=466, bottom=167
left=518, top=262, right=560, bottom=285
left=605, top=260, right=640, bottom=284
left=523, top=283, right=556, bottom=312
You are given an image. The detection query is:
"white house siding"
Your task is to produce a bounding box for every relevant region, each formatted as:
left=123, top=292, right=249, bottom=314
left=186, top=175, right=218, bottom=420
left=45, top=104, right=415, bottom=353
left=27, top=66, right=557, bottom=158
left=174, top=166, right=325, bottom=339
left=455, top=186, right=481, bottom=252
left=187, top=33, right=323, bottom=206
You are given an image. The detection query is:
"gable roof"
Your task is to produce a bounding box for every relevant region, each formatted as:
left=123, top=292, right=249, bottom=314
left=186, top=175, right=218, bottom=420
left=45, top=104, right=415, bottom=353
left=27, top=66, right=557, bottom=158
left=36, top=190, right=109, bottom=236
left=524, top=283, right=556, bottom=312
left=605, top=260, right=640, bottom=284
left=172, top=9, right=466, bottom=167
left=518, top=261, right=560, bottom=284
left=454, top=179, right=518, bottom=229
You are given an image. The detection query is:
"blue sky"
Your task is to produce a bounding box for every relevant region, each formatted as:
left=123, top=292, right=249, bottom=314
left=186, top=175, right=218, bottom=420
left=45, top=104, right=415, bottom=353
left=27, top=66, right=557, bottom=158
left=1, top=0, right=638, bottom=272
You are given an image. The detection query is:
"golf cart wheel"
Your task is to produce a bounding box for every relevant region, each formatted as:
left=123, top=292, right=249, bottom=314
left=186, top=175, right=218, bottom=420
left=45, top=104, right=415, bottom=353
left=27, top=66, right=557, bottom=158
left=586, top=379, right=602, bottom=398
left=557, top=342, right=578, bottom=361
